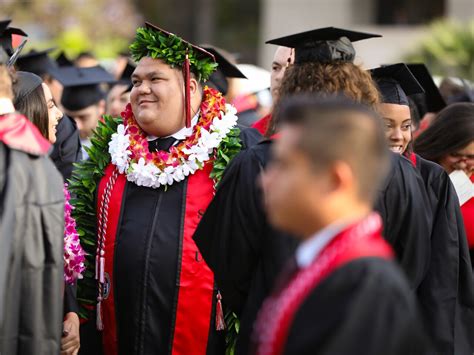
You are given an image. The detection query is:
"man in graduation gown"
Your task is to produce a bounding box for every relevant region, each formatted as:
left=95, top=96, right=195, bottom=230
left=252, top=95, right=430, bottom=354
left=194, top=27, right=433, bottom=354
left=371, top=63, right=474, bottom=354
left=0, top=44, right=64, bottom=354
left=71, top=23, right=260, bottom=355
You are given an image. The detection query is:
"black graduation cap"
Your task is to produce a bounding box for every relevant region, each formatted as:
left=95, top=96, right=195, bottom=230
left=0, top=19, right=28, bottom=56
left=200, top=45, right=246, bottom=95
left=115, top=61, right=136, bottom=94
left=12, top=71, right=43, bottom=103
left=16, top=48, right=58, bottom=77
left=53, top=65, right=116, bottom=111
left=265, top=27, right=381, bottom=64
left=117, top=60, right=135, bottom=85
left=144, top=22, right=215, bottom=63
left=370, top=63, right=424, bottom=106
left=56, top=51, right=73, bottom=67
left=406, top=63, right=446, bottom=114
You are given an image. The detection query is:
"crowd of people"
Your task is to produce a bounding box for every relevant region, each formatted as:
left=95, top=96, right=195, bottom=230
left=0, top=17, right=473, bottom=355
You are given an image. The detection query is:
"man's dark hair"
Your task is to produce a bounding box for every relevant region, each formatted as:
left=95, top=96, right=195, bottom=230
left=13, top=84, right=49, bottom=139
left=276, top=94, right=390, bottom=203
left=414, top=102, right=474, bottom=163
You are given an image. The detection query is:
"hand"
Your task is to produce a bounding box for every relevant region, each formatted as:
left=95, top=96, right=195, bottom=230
left=61, top=312, right=80, bottom=355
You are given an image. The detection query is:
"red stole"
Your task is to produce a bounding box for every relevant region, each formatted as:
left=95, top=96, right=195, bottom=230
left=254, top=213, right=393, bottom=355
left=96, top=162, right=216, bottom=355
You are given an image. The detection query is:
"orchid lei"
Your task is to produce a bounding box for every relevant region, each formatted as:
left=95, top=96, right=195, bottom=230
left=63, top=183, right=86, bottom=284
left=109, top=86, right=238, bottom=188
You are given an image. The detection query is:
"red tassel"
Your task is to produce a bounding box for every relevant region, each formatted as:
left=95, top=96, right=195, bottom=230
left=184, top=52, right=191, bottom=128
left=215, top=291, right=226, bottom=331
left=96, top=300, right=104, bottom=331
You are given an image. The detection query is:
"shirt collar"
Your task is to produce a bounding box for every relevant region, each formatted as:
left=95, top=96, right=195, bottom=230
left=295, top=221, right=349, bottom=269
left=147, top=111, right=200, bottom=142
left=0, top=98, right=15, bottom=116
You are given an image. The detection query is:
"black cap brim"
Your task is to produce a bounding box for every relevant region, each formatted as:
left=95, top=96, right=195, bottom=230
left=201, top=45, right=246, bottom=79
left=265, top=27, right=381, bottom=47
left=370, top=63, right=424, bottom=106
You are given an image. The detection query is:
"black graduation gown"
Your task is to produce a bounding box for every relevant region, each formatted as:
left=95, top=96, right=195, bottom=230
left=194, top=140, right=298, bottom=355
left=194, top=145, right=433, bottom=355
left=413, top=155, right=474, bottom=354
left=50, top=114, right=82, bottom=181
left=281, top=258, right=431, bottom=355
left=374, top=153, right=433, bottom=290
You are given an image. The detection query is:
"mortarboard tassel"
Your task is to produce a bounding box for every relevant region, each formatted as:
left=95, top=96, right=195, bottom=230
left=184, top=52, right=191, bottom=128
left=215, top=291, right=226, bottom=331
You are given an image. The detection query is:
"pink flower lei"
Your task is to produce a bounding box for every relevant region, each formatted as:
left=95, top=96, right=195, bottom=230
left=63, top=183, right=86, bottom=284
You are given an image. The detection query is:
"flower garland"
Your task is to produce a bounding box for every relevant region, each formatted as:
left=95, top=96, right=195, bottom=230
left=63, top=183, right=86, bottom=284
left=109, top=86, right=238, bottom=188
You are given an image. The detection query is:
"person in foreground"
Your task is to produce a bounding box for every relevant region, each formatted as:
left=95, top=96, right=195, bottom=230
left=252, top=95, right=431, bottom=355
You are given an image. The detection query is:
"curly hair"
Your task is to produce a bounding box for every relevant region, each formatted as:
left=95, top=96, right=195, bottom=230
left=268, top=62, right=380, bottom=136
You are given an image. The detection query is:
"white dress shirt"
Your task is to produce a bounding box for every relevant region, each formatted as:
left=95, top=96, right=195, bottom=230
left=295, top=221, right=349, bottom=269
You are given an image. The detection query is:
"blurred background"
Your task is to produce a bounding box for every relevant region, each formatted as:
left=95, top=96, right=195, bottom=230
left=1, top=0, right=472, bottom=79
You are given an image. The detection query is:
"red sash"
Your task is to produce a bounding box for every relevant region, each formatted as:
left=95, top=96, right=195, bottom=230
left=254, top=213, right=393, bottom=355
left=97, top=162, right=216, bottom=355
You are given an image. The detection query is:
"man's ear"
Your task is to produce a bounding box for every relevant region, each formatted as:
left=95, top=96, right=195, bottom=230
left=97, top=99, right=106, bottom=115
left=189, top=77, right=200, bottom=98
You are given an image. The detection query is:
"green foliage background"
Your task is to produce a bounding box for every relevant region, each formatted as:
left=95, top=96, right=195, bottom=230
left=404, top=20, right=474, bottom=80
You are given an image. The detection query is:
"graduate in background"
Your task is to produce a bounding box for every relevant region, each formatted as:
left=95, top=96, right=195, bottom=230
left=252, top=95, right=431, bottom=355
left=54, top=65, right=115, bottom=160
left=415, top=103, right=474, bottom=265
left=371, top=64, right=474, bottom=354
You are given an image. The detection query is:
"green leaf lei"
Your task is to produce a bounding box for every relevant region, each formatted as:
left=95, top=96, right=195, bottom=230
left=68, top=113, right=243, bottom=352
left=68, top=114, right=121, bottom=318
left=130, top=27, right=218, bottom=82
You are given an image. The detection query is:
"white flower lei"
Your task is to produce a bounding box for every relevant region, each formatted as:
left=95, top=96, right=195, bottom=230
left=108, top=103, right=238, bottom=189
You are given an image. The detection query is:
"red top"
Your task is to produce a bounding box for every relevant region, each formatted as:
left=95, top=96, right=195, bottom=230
left=251, top=113, right=272, bottom=135
left=461, top=175, right=474, bottom=248
left=0, top=112, right=51, bottom=155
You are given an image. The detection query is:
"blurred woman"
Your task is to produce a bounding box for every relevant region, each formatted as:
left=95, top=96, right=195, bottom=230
left=13, top=71, right=85, bottom=355
left=415, top=103, right=474, bottom=264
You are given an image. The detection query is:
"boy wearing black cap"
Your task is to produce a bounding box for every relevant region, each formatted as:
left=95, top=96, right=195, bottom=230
left=372, top=63, right=474, bottom=354
left=55, top=65, right=115, bottom=159
left=70, top=23, right=259, bottom=355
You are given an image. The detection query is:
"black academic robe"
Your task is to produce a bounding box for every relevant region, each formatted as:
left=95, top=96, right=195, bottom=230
left=281, top=258, right=431, bottom=355
left=374, top=153, right=433, bottom=290
left=412, top=154, right=474, bottom=354
left=194, top=144, right=433, bottom=355
left=194, top=139, right=298, bottom=355
left=80, top=127, right=260, bottom=355
left=50, top=114, right=82, bottom=181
